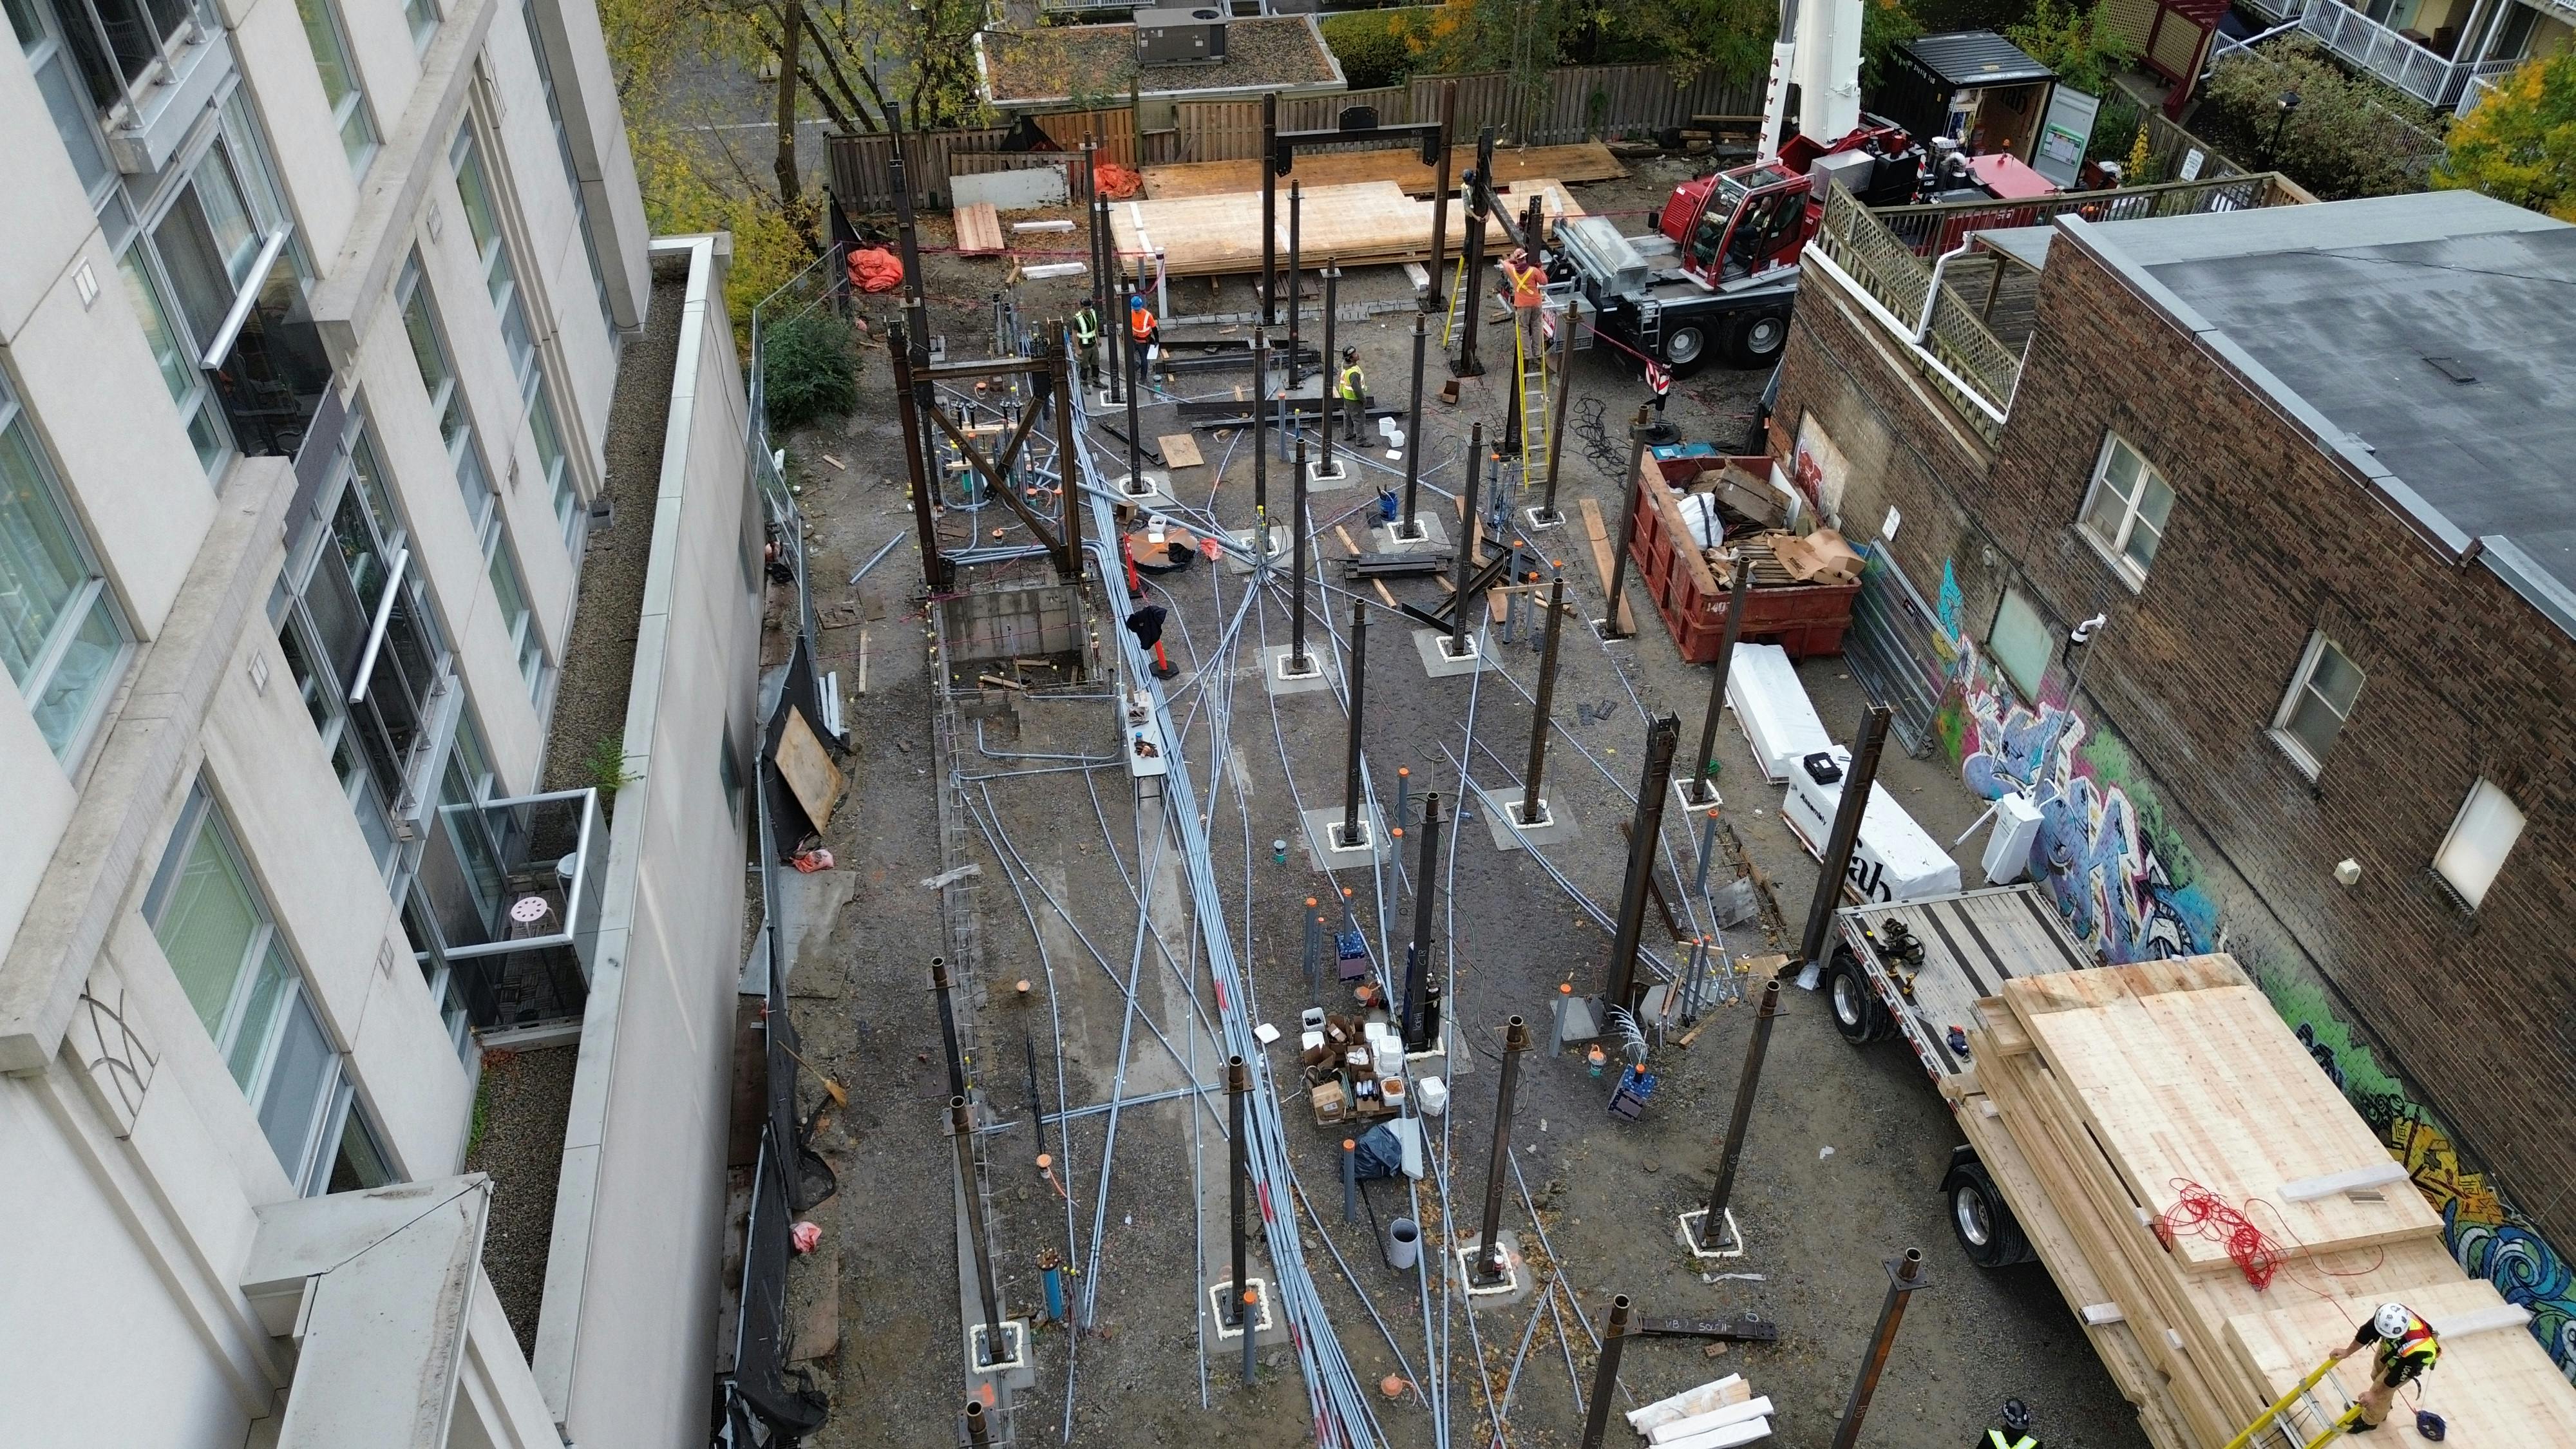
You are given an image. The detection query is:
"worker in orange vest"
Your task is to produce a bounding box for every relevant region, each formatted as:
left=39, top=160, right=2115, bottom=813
left=1505, top=249, right=1546, bottom=363
left=1128, top=295, right=1160, bottom=382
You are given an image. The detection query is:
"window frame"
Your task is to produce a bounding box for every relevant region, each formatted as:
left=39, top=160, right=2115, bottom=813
left=402, top=0, right=438, bottom=50
left=117, top=242, right=232, bottom=477
left=289, top=0, right=378, bottom=177
left=1985, top=587, right=2056, bottom=703
left=2076, top=433, right=2174, bottom=590
left=2268, top=631, right=2364, bottom=779
left=2432, top=778, right=2524, bottom=914
left=520, top=0, right=616, bottom=343
left=396, top=255, right=498, bottom=540
left=0, top=368, right=133, bottom=766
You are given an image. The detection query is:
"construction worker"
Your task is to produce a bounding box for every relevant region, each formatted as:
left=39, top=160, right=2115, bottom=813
left=1338, top=347, right=1367, bottom=442
left=2322, top=1303, right=2439, bottom=1432
left=1506, top=248, right=1546, bottom=363
left=1072, top=299, right=1101, bottom=376
left=1979, top=1398, right=2037, bottom=1449
left=1128, top=294, right=1159, bottom=381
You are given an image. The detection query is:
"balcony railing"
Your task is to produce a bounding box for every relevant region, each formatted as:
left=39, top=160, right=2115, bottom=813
left=442, top=788, right=605, bottom=1030
left=2269, top=0, right=2512, bottom=108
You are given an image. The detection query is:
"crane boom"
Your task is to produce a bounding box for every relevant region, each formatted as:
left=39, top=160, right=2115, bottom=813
left=1757, top=0, right=1868, bottom=162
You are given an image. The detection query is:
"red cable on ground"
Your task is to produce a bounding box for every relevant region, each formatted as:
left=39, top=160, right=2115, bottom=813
left=2159, top=1179, right=2285, bottom=1289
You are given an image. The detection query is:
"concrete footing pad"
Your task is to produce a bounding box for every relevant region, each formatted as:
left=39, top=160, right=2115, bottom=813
left=1263, top=643, right=1332, bottom=696
left=1302, top=806, right=1387, bottom=869
left=1370, top=512, right=1450, bottom=553
left=1450, top=1230, right=1535, bottom=1305
left=1305, top=459, right=1360, bottom=493
left=1475, top=786, right=1580, bottom=850
left=1412, top=628, right=1493, bottom=677
left=1225, top=527, right=1291, bottom=575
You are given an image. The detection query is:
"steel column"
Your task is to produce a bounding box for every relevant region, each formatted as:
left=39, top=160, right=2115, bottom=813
left=1521, top=575, right=1566, bottom=826
left=1535, top=284, right=1576, bottom=524
left=1286, top=182, right=1303, bottom=385
left=1799, top=706, right=1893, bottom=967
left=1598, top=407, right=1653, bottom=636
left=1227, top=1055, right=1251, bottom=1325
left=951, top=1095, right=1005, bottom=1361
left=932, top=956, right=965, bottom=1100
left=1703, top=978, right=1779, bottom=1235
left=1319, top=261, right=1341, bottom=475
left=889, top=325, right=951, bottom=592
left=1602, top=714, right=1681, bottom=1014
left=1475, top=1016, right=1530, bottom=1279
left=1260, top=91, right=1278, bottom=325
left=1340, top=596, right=1368, bottom=846
left=1448, top=423, right=1483, bottom=657
left=1830, top=1251, right=1929, bottom=1449
left=1399, top=313, right=1428, bottom=532
left=1578, top=1295, right=1634, bottom=1449
left=1453, top=124, right=1495, bottom=376
left=1423, top=81, right=1457, bottom=316
left=1401, top=793, right=1444, bottom=1050
left=1691, top=555, right=1753, bottom=803
left=1291, top=439, right=1311, bottom=668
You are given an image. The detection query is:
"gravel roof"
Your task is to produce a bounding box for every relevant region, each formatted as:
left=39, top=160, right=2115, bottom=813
left=981, top=16, right=1340, bottom=104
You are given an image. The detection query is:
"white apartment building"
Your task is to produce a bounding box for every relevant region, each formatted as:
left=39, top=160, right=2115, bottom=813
left=0, top=0, right=764, bottom=1444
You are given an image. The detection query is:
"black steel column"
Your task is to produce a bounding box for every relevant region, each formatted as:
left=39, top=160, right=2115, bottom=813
left=1260, top=91, right=1279, bottom=325
left=1831, top=1251, right=1929, bottom=1449
left=1535, top=285, right=1575, bottom=524
left=890, top=325, right=952, bottom=592
left=1124, top=272, right=1145, bottom=494
left=1253, top=329, right=1271, bottom=534
left=931, top=956, right=965, bottom=1099
left=1598, top=407, right=1653, bottom=637
left=1291, top=439, right=1311, bottom=670
left=1690, top=556, right=1754, bottom=804
left=1398, top=313, right=1428, bottom=533
left=1448, top=422, right=1483, bottom=658
left=1799, top=705, right=1893, bottom=967
left=1402, top=794, right=1444, bottom=1050
left=1602, top=714, right=1681, bottom=1015
left=1475, top=1015, right=1530, bottom=1280
left=1521, top=576, right=1566, bottom=826
left=1227, top=1054, right=1251, bottom=1323
left=1701, top=978, right=1779, bottom=1245
left=952, top=1096, right=1005, bottom=1359
left=1318, top=261, right=1340, bottom=477
left=1423, top=80, right=1457, bottom=316
left=887, top=102, right=931, bottom=355
left=1340, top=596, right=1368, bottom=847
left=1453, top=125, right=1495, bottom=376
left=1101, top=182, right=1124, bottom=406
left=1286, top=182, right=1303, bottom=386
left=1578, top=1296, right=1634, bottom=1449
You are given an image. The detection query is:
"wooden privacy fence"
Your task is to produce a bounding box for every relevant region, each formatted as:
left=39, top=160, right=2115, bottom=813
left=827, top=106, right=1132, bottom=210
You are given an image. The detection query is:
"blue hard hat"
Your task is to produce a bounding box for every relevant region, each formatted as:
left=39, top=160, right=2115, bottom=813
left=1130, top=295, right=1146, bottom=308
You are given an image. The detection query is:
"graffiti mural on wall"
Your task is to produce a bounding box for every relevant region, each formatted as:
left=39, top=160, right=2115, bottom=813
left=1929, top=596, right=2576, bottom=1379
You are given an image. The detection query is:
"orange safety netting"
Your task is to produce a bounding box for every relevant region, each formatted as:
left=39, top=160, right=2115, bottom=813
left=1092, top=162, right=1144, bottom=200
left=846, top=246, right=904, bottom=293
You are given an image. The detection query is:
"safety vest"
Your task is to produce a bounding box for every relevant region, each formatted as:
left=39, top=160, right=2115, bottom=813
left=1510, top=261, right=1544, bottom=307
left=1074, top=308, right=1099, bottom=343
left=1985, top=1433, right=2035, bottom=1449
left=2380, top=1314, right=2440, bottom=1371
left=1130, top=307, right=1155, bottom=341
left=1339, top=364, right=1365, bottom=401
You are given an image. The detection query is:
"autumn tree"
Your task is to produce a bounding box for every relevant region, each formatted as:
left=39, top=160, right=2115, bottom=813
left=2434, top=50, right=2576, bottom=220
left=2006, top=0, right=2134, bottom=96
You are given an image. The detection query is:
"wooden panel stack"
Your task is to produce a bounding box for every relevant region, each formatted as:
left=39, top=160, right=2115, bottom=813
left=1953, top=956, right=2574, bottom=1448
left=1106, top=180, right=1582, bottom=278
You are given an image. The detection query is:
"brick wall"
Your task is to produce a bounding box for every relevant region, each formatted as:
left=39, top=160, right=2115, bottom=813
left=1772, top=234, right=2576, bottom=1284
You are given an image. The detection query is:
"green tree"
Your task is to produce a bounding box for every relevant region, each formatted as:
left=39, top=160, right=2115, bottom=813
left=761, top=310, right=865, bottom=431
left=1321, top=8, right=1432, bottom=90
left=2434, top=51, right=2576, bottom=220
left=2196, top=38, right=2440, bottom=200
left=2005, top=0, right=2134, bottom=97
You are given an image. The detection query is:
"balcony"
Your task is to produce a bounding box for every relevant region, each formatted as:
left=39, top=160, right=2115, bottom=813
left=433, top=787, right=605, bottom=1031
left=206, top=245, right=335, bottom=459
left=2259, top=0, right=2528, bottom=107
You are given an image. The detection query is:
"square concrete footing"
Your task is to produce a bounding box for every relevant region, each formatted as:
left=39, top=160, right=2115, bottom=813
left=1370, top=512, right=1450, bottom=554
left=1206, top=1278, right=1289, bottom=1345
left=1672, top=777, right=1724, bottom=815
left=966, top=1320, right=1036, bottom=1390
left=1677, top=1207, right=1747, bottom=1260
left=1305, top=459, right=1359, bottom=493
left=1263, top=643, right=1332, bottom=696
left=1523, top=506, right=1567, bottom=532
left=1302, top=806, right=1387, bottom=869
left=1412, top=628, right=1493, bottom=677
left=1110, top=470, right=1178, bottom=512
left=1475, top=786, right=1579, bottom=850
left=1450, top=1231, right=1533, bottom=1304
left=1225, top=527, right=1291, bottom=575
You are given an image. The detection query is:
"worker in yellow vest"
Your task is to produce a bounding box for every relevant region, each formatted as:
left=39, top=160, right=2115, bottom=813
left=1072, top=300, right=1101, bottom=375
left=1978, top=1398, right=2037, bottom=1449
left=2322, top=1303, right=2441, bottom=1433
left=1338, top=347, right=1366, bottom=442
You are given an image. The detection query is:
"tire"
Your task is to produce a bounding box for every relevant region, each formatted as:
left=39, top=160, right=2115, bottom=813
left=1661, top=319, right=1712, bottom=375
left=1727, top=310, right=1790, bottom=367
left=1826, top=945, right=1889, bottom=1045
left=1943, top=1157, right=2035, bottom=1269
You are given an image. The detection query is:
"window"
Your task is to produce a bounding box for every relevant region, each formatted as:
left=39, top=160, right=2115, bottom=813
left=2078, top=435, right=2174, bottom=587
left=529, top=383, right=576, bottom=545
left=6, top=0, right=117, bottom=205
left=2433, top=779, right=2523, bottom=912
left=522, top=0, right=615, bottom=341
left=486, top=540, right=545, bottom=696
left=401, top=896, right=470, bottom=1058
left=450, top=124, right=538, bottom=399
left=0, top=371, right=131, bottom=762
left=397, top=257, right=497, bottom=535
left=28, top=0, right=217, bottom=124
left=118, top=247, right=229, bottom=475
left=144, top=782, right=361, bottom=1194
left=718, top=723, right=743, bottom=825
left=290, top=0, right=376, bottom=175
left=402, top=0, right=437, bottom=48
left=1987, top=587, right=2054, bottom=702
left=2270, top=633, right=2363, bottom=777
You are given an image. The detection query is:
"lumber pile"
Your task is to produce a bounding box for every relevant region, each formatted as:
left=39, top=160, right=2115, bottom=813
left=952, top=202, right=1004, bottom=256
left=1960, top=956, right=2576, bottom=1448
left=1625, top=1372, right=1771, bottom=1447
left=1106, top=180, right=1582, bottom=279
left=1139, top=140, right=1625, bottom=199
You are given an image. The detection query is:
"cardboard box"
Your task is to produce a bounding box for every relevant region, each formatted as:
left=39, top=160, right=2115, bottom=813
left=1311, top=1081, right=1348, bottom=1122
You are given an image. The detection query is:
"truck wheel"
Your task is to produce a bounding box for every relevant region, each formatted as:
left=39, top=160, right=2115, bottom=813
left=1826, top=945, right=1889, bottom=1045
left=1727, top=311, right=1789, bottom=367
left=1661, top=321, right=1711, bottom=375
left=1943, top=1157, right=2034, bottom=1269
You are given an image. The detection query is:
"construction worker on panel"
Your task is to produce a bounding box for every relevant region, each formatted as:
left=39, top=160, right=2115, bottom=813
left=2320, top=1303, right=2439, bottom=1433
left=1073, top=298, right=1101, bottom=377
left=1128, top=295, right=1159, bottom=382
left=1338, top=347, right=1367, bottom=442
left=1979, top=1397, right=2037, bottom=1449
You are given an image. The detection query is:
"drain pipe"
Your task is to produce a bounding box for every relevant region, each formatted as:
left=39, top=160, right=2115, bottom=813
left=1915, top=240, right=1975, bottom=343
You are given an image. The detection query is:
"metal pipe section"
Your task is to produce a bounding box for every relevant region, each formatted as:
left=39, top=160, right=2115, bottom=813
left=1799, top=705, right=1892, bottom=967
left=1692, top=554, right=1754, bottom=803
left=1341, top=1136, right=1358, bottom=1222
left=932, top=956, right=965, bottom=1101
left=1448, top=423, right=1483, bottom=656
left=1703, top=978, right=1780, bottom=1234
left=1291, top=439, right=1311, bottom=669
left=1318, top=261, right=1340, bottom=478
left=1401, top=794, right=1444, bottom=1050
left=964, top=1398, right=990, bottom=1446
left=889, top=325, right=952, bottom=592
left=1536, top=290, right=1576, bottom=522
left=1286, top=182, right=1303, bottom=385
left=1598, top=407, right=1653, bottom=636
left=1454, top=124, right=1495, bottom=375
left=1399, top=313, right=1428, bottom=533
left=1578, top=1294, right=1634, bottom=1449
left=1475, top=1016, right=1531, bottom=1280
left=1261, top=91, right=1279, bottom=326
left=1521, top=574, right=1566, bottom=827
left=1423, top=81, right=1457, bottom=316
left=1228, top=1054, right=1251, bottom=1325
left=1830, top=1251, right=1928, bottom=1449
left=1602, top=714, right=1681, bottom=1014
left=1340, top=596, right=1368, bottom=847
left=951, top=1095, right=1005, bottom=1359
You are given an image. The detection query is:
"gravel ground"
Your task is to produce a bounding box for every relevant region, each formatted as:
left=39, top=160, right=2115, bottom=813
left=773, top=175, right=2149, bottom=1449
left=542, top=270, right=688, bottom=794
left=464, top=1044, right=581, bottom=1358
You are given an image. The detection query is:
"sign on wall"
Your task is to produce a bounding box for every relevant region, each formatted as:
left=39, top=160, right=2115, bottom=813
left=1792, top=413, right=1852, bottom=526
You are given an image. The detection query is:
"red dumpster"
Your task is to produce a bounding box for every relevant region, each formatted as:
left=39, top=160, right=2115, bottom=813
left=1627, top=456, right=1857, bottom=663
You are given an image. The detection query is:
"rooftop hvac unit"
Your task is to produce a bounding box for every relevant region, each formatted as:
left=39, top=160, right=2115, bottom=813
left=1135, top=7, right=1227, bottom=66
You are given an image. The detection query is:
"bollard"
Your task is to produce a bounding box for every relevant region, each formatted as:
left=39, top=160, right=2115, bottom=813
left=931, top=957, right=965, bottom=1101
left=1578, top=1295, right=1634, bottom=1449
left=1602, top=716, right=1681, bottom=1015
left=1832, top=1250, right=1930, bottom=1449
left=1343, top=1137, right=1359, bottom=1222
left=1800, top=706, right=1893, bottom=969
left=1700, top=979, right=1781, bottom=1251
left=1475, top=1017, right=1531, bottom=1281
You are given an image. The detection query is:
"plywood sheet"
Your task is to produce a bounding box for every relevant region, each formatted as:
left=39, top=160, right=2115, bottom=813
left=776, top=705, right=846, bottom=834
left=2224, top=1280, right=2576, bottom=1445
left=1141, top=140, right=1625, bottom=200
left=1157, top=433, right=1204, bottom=468
left=2008, top=974, right=2445, bottom=1273
left=1108, top=180, right=1584, bottom=279
left=953, top=202, right=1004, bottom=256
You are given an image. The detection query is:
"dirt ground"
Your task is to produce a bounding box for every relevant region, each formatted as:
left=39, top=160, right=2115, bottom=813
left=770, top=166, right=2148, bottom=1449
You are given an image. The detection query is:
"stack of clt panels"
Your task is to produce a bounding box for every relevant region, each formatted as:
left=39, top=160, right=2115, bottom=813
left=1105, top=180, right=1582, bottom=278
left=1951, top=956, right=2576, bottom=1448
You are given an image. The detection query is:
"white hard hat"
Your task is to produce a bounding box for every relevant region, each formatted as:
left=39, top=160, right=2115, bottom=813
left=2376, top=1303, right=2414, bottom=1339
